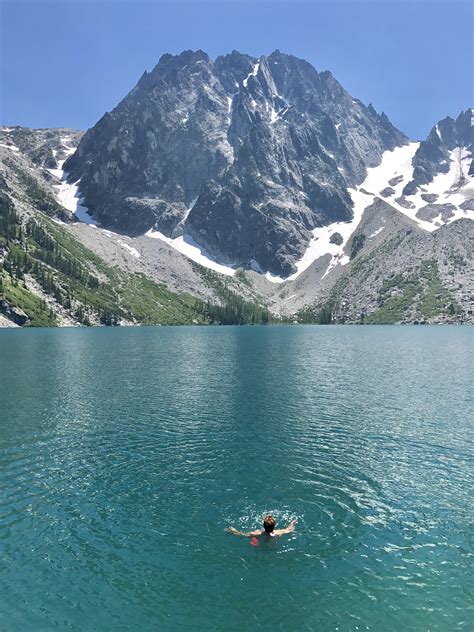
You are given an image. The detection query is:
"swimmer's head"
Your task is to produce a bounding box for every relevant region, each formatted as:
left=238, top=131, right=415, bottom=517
left=263, top=514, right=276, bottom=533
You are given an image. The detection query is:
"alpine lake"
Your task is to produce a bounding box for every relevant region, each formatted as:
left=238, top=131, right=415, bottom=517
left=0, top=325, right=472, bottom=631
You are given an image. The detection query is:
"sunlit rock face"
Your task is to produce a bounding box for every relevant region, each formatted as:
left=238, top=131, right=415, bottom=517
left=403, top=110, right=474, bottom=196
left=65, top=49, right=407, bottom=276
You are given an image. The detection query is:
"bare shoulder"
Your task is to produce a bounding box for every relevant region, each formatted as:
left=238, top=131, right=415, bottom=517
left=248, top=529, right=264, bottom=537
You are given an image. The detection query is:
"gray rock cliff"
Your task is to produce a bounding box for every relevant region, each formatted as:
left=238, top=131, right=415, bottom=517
left=64, top=49, right=407, bottom=275
left=403, top=109, right=473, bottom=195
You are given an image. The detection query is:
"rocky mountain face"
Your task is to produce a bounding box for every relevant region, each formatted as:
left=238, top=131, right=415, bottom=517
left=64, top=49, right=406, bottom=275
left=0, top=127, right=84, bottom=223
left=345, top=109, right=474, bottom=233
left=0, top=130, right=275, bottom=327
left=1, top=52, right=472, bottom=327
left=404, top=110, right=473, bottom=195
left=290, top=203, right=474, bottom=325
left=0, top=126, right=82, bottom=170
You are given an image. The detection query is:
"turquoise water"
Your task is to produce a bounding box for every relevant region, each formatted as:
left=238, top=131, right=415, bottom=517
left=0, top=326, right=472, bottom=631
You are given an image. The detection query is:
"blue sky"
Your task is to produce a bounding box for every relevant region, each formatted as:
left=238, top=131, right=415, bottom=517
left=1, top=0, right=472, bottom=139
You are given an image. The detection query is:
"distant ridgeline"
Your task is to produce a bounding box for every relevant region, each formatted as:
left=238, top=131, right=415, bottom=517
left=0, top=50, right=472, bottom=326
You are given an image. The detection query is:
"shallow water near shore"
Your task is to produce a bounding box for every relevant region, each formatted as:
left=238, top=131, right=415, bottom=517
left=1, top=325, right=472, bottom=630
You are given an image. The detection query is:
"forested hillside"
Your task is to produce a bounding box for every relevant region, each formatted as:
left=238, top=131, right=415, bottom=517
left=0, top=191, right=273, bottom=327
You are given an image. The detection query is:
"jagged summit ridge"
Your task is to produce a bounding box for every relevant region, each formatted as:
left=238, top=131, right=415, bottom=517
left=403, top=109, right=473, bottom=195
left=64, top=49, right=407, bottom=275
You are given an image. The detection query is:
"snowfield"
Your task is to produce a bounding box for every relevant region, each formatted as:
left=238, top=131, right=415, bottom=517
left=48, top=138, right=98, bottom=226
left=145, top=230, right=236, bottom=276
left=0, top=142, right=20, bottom=152
left=377, top=145, right=474, bottom=229
left=264, top=141, right=473, bottom=283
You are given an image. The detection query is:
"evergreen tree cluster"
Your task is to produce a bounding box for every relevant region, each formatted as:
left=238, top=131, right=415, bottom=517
left=0, top=193, right=20, bottom=242
left=297, top=301, right=334, bottom=324
left=350, top=234, right=366, bottom=260
left=98, top=307, right=119, bottom=326
left=5, top=244, right=65, bottom=306
left=0, top=204, right=101, bottom=324
left=196, top=287, right=273, bottom=325
left=26, top=220, right=99, bottom=288
left=17, top=169, right=64, bottom=216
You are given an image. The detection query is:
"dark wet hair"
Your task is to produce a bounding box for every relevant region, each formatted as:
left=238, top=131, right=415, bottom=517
left=263, top=514, right=276, bottom=533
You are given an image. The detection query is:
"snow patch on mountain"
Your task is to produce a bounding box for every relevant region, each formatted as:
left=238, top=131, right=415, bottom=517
left=48, top=138, right=98, bottom=226
left=368, top=226, right=384, bottom=239
left=182, top=196, right=199, bottom=223
left=243, top=61, right=260, bottom=87
left=263, top=144, right=421, bottom=283
left=145, top=229, right=236, bottom=276
left=35, top=130, right=474, bottom=286
left=143, top=139, right=472, bottom=284
left=117, top=240, right=140, bottom=258
left=0, top=142, right=20, bottom=152
left=261, top=140, right=473, bottom=284
left=378, top=145, right=474, bottom=229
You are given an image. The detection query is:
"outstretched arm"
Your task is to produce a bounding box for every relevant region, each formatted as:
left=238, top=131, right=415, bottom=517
left=226, top=526, right=262, bottom=537
left=274, top=520, right=297, bottom=536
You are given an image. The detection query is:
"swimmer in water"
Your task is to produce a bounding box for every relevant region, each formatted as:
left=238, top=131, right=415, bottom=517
left=226, top=514, right=297, bottom=538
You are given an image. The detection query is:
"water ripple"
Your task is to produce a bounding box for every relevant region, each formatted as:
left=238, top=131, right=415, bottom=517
left=0, top=326, right=472, bottom=630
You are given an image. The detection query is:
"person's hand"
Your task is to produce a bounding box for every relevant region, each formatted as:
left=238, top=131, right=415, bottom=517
left=226, top=526, right=238, bottom=534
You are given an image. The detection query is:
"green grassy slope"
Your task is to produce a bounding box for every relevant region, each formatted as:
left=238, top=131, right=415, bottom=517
left=0, top=192, right=273, bottom=327
left=294, top=232, right=463, bottom=325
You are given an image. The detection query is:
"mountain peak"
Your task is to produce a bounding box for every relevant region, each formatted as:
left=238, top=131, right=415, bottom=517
left=155, top=49, right=210, bottom=72
left=402, top=107, right=473, bottom=196
left=63, top=48, right=410, bottom=276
